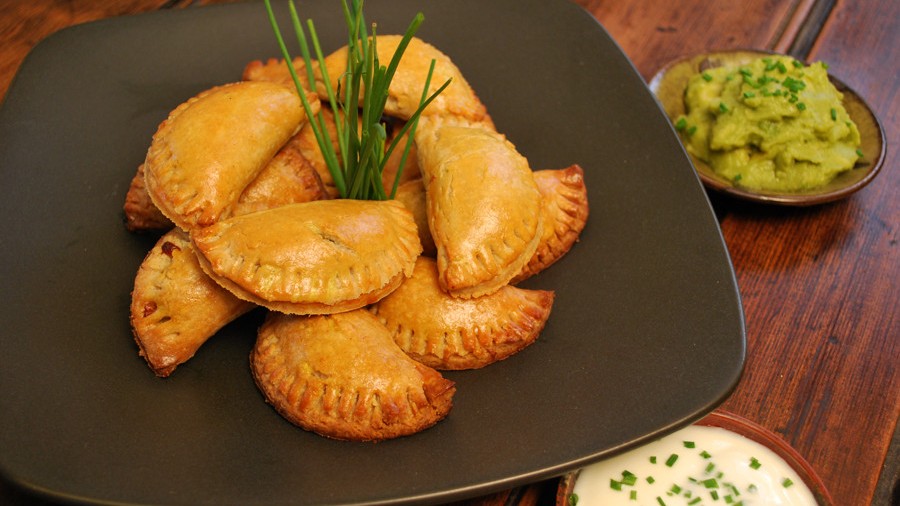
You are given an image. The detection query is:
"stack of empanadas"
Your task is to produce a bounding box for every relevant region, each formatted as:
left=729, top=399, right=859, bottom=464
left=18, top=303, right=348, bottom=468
left=125, top=36, right=588, bottom=442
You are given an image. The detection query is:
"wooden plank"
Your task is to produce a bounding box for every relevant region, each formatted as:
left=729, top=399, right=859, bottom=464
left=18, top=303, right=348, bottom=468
left=716, top=0, right=900, bottom=504
left=574, top=0, right=810, bottom=79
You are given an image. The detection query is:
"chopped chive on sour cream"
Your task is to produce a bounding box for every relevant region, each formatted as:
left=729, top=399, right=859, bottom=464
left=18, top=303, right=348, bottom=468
left=570, top=425, right=817, bottom=505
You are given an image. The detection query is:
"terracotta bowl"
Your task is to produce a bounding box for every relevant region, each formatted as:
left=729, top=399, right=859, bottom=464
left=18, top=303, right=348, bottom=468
left=556, top=410, right=835, bottom=505
left=648, top=49, right=886, bottom=206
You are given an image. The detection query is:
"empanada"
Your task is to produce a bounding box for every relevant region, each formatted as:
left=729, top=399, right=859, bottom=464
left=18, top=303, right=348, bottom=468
left=416, top=124, right=543, bottom=298
left=371, top=257, right=554, bottom=370
left=251, top=309, right=455, bottom=441
left=190, top=199, right=421, bottom=314
left=317, top=36, right=493, bottom=126
left=123, top=164, right=172, bottom=232
left=130, top=229, right=255, bottom=377
left=242, top=56, right=312, bottom=89
left=143, top=81, right=313, bottom=230
left=512, top=165, right=589, bottom=283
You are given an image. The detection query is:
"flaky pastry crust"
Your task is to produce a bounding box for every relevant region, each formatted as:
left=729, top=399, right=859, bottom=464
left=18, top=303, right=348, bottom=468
left=251, top=310, right=455, bottom=441
left=416, top=124, right=543, bottom=298
left=371, top=257, right=554, bottom=370
left=130, top=229, right=255, bottom=377
left=190, top=200, right=421, bottom=314
left=143, top=81, right=310, bottom=230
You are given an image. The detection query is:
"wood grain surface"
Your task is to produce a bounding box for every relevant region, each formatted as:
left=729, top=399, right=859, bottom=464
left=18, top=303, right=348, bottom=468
left=1, top=1, right=897, bottom=505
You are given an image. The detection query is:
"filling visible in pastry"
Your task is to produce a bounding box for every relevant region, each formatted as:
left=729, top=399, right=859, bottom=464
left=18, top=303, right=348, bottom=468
left=371, top=257, right=554, bottom=370
left=143, top=81, right=314, bottom=230
left=416, top=124, right=544, bottom=298
left=190, top=199, right=422, bottom=314
left=251, top=309, right=456, bottom=441
left=130, top=229, right=255, bottom=377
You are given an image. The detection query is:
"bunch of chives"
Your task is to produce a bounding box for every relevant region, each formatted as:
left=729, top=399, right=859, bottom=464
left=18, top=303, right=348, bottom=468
left=264, top=0, right=451, bottom=200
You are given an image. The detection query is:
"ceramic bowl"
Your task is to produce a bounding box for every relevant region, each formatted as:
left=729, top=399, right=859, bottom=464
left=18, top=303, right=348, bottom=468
left=556, top=410, right=835, bottom=505
left=648, top=49, right=885, bottom=206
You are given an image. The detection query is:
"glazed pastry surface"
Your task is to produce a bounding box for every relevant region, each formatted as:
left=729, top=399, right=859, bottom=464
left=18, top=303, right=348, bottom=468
left=251, top=309, right=455, bottom=441
left=416, top=124, right=543, bottom=298
left=371, top=257, right=554, bottom=370
left=190, top=199, right=421, bottom=314
left=130, top=229, right=255, bottom=377
left=143, top=81, right=310, bottom=230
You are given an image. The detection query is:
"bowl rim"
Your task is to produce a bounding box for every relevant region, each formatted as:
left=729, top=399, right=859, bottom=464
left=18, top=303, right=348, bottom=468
left=556, top=409, right=835, bottom=505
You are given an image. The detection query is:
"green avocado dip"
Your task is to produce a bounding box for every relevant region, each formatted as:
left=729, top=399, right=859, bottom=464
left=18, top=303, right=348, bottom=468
left=675, top=55, right=861, bottom=192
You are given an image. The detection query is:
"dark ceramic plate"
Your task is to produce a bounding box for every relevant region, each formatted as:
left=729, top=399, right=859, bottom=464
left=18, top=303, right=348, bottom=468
left=0, top=1, right=745, bottom=504
left=648, top=49, right=887, bottom=206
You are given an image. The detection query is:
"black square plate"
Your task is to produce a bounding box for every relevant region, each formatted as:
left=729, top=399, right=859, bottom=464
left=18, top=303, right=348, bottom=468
left=0, top=1, right=744, bottom=504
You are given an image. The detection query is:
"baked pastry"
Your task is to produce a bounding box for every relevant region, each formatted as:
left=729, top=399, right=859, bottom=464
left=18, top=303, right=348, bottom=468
left=143, top=81, right=313, bottom=230
left=190, top=199, right=421, bottom=314
left=317, top=36, right=493, bottom=126
left=251, top=309, right=455, bottom=441
left=123, top=164, right=172, bottom=231
left=512, top=164, right=589, bottom=283
left=371, top=257, right=554, bottom=370
left=130, top=229, right=255, bottom=377
left=416, top=124, right=543, bottom=298
left=242, top=56, right=312, bottom=89
left=231, top=136, right=328, bottom=216
left=393, top=178, right=435, bottom=257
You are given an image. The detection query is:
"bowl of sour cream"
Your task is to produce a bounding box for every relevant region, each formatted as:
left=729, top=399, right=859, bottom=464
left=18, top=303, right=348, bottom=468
left=557, top=410, right=833, bottom=506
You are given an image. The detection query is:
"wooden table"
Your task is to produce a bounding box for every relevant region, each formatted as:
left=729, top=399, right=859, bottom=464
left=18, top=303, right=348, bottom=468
left=1, top=1, right=896, bottom=505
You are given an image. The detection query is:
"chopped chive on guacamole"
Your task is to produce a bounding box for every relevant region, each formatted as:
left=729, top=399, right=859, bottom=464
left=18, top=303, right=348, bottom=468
left=675, top=55, right=861, bottom=192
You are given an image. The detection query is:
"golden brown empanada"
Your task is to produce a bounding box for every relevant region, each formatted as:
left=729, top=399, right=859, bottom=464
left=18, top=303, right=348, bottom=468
left=251, top=309, right=455, bottom=441
left=130, top=229, right=255, bottom=377
left=123, top=164, right=172, bottom=232
left=393, top=178, right=435, bottom=257
left=191, top=199, right=421, bottom=315
left=513, top=164, right=589, bottom=283
left=416, top=124, right=543, bottom=298
left=371, top=257, right=554, bottom=370
left=317, top=36, right=493, bottom=126
left=143, top=81, right=313, bottom=230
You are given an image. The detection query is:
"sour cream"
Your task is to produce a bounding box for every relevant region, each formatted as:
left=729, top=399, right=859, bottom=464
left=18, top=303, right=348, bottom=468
left=570, top=425, right=817, bottom=505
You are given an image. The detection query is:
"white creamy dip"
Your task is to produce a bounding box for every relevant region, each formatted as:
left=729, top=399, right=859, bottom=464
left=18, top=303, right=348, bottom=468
left=570, top=425, right=817, bottom=506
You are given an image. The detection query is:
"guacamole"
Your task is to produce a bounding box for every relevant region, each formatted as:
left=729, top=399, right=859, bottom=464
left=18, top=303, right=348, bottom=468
left=676, top=55, right=861, bottom=192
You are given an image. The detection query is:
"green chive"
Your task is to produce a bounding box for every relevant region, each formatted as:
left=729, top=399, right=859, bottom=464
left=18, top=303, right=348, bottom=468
left=675, top=118, right=688, bottom=130
left=568, top=493, right=579, bottom=506
left=688, top=498, right=702, bottom=505
left=733, top=173, right=743, bottom=183
left=684, top=441, right=696, bottom=449
left=702, top=72, right=713, bottom=82
left=670, top=484, right=683, bottom=494
left=621, top=471, right=637, bottom=486
left=705, top=462, right=716, bottom=474
left=749, top=457, right=761, bottom=470
left=797, top=102, right=807, bottom=111
left=701, top=450, right=712, bottom=459
left=792, top=59, right=803, bottom=68
left=656, top=497, right=667, bottom=506
left=665, top=454, right=679, bottom=467
left=783, top=478, right=794, bottom=488
left=610, top=479, right=623, bottom=491
left=630, top=490, right=638, bottom=500
left=703, top=478, right=719, bottom=488
left=647, top=476, right=656, bottom=484
left=711, top=490, right=720, bottom=500
left=748, top=484, right=758, bottom=493
left=743, top=91, right=755, bottom=99
left=687, top=125, right=697, bottom=136
left=856, top=149, right=864, bottom=157
left=831, top=108, right=838, bottom=120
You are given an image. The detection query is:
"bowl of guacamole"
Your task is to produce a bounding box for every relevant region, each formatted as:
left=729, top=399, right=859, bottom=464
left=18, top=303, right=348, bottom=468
left=649, top=50, right=885, bottom=205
